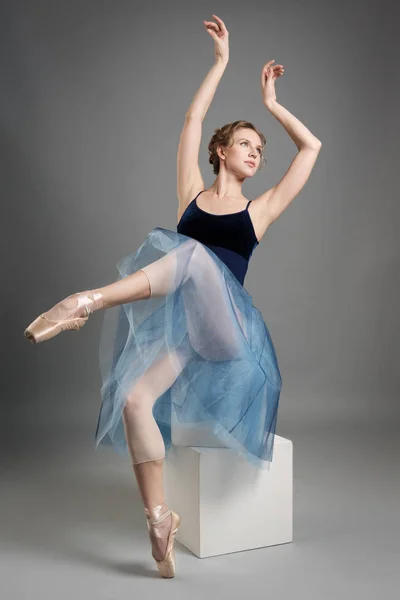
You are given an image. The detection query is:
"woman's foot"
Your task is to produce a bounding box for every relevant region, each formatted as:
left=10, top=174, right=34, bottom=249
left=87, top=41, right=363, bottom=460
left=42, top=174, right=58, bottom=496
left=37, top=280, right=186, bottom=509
left=24, top=289, right=104, bottom=344
left=145, top=503, right=180, bottom=578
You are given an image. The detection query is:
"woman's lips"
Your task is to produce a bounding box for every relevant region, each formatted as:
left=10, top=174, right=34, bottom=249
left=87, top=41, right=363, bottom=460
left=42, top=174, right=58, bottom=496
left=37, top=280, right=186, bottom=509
left=245, top=161, right=255, bottom=167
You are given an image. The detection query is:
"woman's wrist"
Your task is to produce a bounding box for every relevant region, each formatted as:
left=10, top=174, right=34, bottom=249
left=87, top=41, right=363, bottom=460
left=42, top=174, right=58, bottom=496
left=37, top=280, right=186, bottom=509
left=215, top=56, right=229, bottom=67
left=265, top=99, right=278, bottom=112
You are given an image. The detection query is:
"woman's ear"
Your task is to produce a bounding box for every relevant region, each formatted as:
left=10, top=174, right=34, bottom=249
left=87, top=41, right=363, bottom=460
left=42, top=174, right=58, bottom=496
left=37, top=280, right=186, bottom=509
left=216, top=145, right=226, bottom=161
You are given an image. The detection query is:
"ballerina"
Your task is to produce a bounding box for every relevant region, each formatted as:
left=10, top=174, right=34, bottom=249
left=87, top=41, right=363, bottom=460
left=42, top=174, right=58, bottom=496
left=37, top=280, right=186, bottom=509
left=24, top=14, right=321, bottom=578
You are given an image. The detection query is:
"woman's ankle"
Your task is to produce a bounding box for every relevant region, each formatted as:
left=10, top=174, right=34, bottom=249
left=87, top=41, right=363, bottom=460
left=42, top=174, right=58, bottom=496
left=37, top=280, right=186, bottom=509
left=72, top=290, right=105, bottom=315
left=88, top=289, right=105, bottom=312
left=144, top=502, right=169, bottom=521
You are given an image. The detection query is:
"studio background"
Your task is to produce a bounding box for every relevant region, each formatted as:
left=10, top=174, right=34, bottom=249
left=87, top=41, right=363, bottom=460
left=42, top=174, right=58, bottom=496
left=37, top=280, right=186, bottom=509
left=1, top=1, right=398, bottom=597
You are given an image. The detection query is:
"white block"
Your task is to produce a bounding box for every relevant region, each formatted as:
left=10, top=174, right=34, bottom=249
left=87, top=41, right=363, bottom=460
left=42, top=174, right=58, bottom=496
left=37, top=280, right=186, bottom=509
left=172, top=421, right=230, bottom=448
left=164, top=434, right=293, bottom=558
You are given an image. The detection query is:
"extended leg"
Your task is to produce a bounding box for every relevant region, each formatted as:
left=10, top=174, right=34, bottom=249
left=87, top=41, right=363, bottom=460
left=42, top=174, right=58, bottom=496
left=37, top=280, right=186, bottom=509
left=23, top=246, right=183, bottom=344
left=24, top=237, right=242, bottom=346
left=99, top=237, right=200, bottom=307
left=99, top=269, right=151, bottom=308
left=23, top=239, right=197, bottom=344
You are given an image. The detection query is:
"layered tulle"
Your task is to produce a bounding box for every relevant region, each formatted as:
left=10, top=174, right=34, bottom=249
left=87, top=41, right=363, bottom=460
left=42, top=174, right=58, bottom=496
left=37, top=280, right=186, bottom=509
left=95, top=227, right=282, bottom=470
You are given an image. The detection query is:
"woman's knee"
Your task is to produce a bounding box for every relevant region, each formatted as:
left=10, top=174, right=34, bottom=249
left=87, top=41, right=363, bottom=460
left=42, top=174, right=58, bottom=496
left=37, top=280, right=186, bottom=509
left=124, top=384, right=153, bottom=412
left=190, top=241, right=211, bottom=267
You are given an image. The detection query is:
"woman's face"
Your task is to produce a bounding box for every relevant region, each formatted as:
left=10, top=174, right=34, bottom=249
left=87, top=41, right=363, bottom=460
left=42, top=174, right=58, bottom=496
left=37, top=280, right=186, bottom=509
left=219, top=128, right=263, bottom=177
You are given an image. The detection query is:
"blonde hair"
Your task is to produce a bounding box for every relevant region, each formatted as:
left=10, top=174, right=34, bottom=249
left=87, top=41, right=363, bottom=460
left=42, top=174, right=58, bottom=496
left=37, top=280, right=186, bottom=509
left=208, top=120, right=267, bottom=175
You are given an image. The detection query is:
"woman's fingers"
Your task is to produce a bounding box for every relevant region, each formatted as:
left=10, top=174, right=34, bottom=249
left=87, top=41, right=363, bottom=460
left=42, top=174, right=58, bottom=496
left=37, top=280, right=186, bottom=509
left=212, top=14, right=227, bottom=32
left=204, top=21, right=219, bottom=32
left=204, top=14, right=228, bottom=35
left=264, top=60, right=283, bottom=70
left=265, top=62, right=284, bottom=75
left=204, top=21, right=220, bottom=32
left=260, top=61, right=285, bottom=88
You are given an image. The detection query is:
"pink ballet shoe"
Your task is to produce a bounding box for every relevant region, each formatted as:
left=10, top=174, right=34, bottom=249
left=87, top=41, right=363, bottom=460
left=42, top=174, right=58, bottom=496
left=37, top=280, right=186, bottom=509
left=145, top=503, right=181, bottom=578
left=24, top=290, right=104, bottom=344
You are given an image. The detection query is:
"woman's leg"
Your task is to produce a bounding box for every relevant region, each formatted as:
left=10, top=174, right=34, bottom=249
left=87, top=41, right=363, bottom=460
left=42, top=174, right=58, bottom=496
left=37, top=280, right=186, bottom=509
left=28, top=240, right=189, bottom=331
left=122, top=347, right=187, bottom=562
left=90, top=239, right=196, bottom=310
left=24, top=258, right=167, bottom=344
left=26, top=238, right=221, bottom=338
left=99, top=269, right=151, bottom=308
left=99, top=239, right=195, bottom=307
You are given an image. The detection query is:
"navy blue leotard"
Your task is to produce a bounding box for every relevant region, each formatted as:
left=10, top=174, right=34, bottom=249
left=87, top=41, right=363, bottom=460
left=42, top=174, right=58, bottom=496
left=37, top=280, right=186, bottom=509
left=177, top=190, right=259, bottom=286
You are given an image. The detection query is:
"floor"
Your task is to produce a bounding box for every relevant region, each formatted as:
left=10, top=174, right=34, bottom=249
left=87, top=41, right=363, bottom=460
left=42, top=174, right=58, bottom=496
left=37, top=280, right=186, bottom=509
left=1, top=417, right=398, bottom=600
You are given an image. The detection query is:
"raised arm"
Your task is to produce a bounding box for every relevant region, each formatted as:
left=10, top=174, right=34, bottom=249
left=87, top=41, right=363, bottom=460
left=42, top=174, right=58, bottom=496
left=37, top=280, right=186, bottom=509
left=177, top=15, right=229, bottom=217
left=252, top=61, right=322, bottom=237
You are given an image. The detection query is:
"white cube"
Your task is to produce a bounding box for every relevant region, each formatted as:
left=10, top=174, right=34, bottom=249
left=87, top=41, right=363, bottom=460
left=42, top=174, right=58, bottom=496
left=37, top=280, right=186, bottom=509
left=164, top=433, right=293, bottom=558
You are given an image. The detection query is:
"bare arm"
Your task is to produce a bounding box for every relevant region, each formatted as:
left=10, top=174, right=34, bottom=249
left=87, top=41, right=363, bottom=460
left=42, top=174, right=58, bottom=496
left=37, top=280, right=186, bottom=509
left=251, top=62, right=322, bottom=239
left=266, top=99, right=322, bottom=150
left=177, top=15, right=230, bottom=212
left=185, top=57, right=228, bottom=121
left=177, top=59, right=228, bottom=212
left=256, top=100, right=322, bottom=226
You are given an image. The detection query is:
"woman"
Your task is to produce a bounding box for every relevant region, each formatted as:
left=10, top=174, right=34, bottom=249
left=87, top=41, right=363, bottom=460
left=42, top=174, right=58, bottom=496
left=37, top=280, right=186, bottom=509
left=23, top=15, right=321, bottom=578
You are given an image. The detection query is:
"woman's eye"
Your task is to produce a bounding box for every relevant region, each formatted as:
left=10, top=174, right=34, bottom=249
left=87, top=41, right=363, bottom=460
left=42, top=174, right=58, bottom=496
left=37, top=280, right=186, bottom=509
left=241, top=141, right=262, bottom=154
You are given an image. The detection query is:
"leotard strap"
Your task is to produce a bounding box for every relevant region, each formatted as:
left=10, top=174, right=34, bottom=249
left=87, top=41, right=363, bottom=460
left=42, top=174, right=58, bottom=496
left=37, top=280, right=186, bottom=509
left=193, top=190, right=206, bottom=202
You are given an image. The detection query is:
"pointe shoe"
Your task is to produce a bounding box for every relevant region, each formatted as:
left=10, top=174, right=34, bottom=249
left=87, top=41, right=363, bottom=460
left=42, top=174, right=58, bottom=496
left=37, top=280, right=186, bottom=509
left=145, top=504, right=181, bottom=578
left=24, top=290, right=104, bottom=344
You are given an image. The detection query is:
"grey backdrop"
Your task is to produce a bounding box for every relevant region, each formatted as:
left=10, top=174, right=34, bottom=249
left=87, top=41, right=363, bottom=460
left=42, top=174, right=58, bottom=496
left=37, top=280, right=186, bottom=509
left=2, top=0, right=399, bottom=597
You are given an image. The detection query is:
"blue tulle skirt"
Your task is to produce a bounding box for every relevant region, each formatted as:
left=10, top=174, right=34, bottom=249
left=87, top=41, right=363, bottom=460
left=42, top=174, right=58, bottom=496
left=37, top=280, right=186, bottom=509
left=95, top=227, right=282, bottom=470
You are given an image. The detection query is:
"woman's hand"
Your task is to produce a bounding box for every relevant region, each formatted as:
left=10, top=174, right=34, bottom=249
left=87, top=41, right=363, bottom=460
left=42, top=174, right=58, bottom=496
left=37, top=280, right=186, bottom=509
left=204, top=14, right=229, bottom=64
left=261, top=59, right=284, bottom=108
